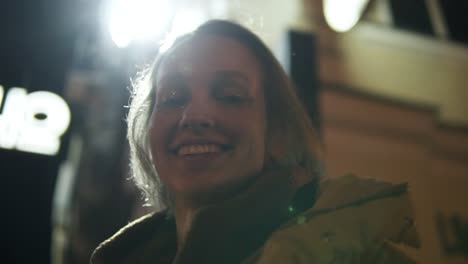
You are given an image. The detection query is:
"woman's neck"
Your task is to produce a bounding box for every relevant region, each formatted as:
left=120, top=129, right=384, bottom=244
left=173, top=198, right=201, bottom=252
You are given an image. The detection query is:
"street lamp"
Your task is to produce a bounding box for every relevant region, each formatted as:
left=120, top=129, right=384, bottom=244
left=108, top=0, right=173, bottom=48
left=324, top=0, right=370, bottom=32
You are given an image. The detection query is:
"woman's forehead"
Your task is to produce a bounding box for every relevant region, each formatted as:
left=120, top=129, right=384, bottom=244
left=156, top=35, right=262, bottom=83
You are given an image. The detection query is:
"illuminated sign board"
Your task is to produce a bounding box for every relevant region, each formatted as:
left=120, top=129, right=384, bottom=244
left=0, top=85, right=71, bottom=156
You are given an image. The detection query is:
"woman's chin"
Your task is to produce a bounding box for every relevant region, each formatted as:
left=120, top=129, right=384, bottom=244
left=171, top=176, right=253, bottom=206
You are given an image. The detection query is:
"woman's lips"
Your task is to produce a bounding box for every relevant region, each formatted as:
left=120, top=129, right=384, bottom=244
left=174, top=144, right=233, bottom=169
left=170, top=141, right=233, bottom=155
left=178, top=144, right=223, bottom=156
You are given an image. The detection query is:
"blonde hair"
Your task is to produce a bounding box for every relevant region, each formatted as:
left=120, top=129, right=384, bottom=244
left=127, top=20, right=323, bottom=209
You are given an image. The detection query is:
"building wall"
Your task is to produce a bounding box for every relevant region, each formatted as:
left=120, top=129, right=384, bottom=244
left=318, top=22, right=468, bottom=125
left=322, top=86, right=468, bottom=263
left=226, top=0, right=468, bottom=126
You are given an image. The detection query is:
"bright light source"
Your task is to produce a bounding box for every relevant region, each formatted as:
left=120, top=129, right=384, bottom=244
left=108, top=0, right=172, bottom=48
left=159, top=9, right=206, bottom=53
left=324, top=0, right=370, bottom=32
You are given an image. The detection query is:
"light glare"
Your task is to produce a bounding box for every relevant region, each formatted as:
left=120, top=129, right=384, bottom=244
left=108, top=0, right=172, bottom=48
left=324, top=0, right=370, bottom=32
left=159, top=9, right=206, bottom=53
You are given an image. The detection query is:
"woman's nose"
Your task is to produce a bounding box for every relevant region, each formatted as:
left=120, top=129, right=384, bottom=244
left=179, top=98, right=216, bottom=131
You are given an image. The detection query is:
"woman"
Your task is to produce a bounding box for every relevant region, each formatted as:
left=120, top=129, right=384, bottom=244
left=91, top=20, right=419, bottom=263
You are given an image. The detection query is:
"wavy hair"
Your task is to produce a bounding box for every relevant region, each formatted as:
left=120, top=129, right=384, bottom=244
left=127, top=20, right=323, bottom=210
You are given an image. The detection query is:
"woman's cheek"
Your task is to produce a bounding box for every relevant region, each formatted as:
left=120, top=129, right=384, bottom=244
left=148, top=114, right=164, bottom=162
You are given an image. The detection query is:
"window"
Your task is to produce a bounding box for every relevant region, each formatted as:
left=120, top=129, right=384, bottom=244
left=388, top=0, right=434, bottom=36
left=439, top=1, right=468, bottom=44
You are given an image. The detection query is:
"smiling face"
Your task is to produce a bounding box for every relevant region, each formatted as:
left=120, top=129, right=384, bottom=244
left=148, top=35, right=266, bottom=204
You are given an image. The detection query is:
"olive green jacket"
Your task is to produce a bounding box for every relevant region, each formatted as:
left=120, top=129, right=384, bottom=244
left=91, top=174, right=420, bottom=264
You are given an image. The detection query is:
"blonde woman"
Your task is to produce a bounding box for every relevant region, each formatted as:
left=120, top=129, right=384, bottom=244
left=91, top=20, right=419, bottom=264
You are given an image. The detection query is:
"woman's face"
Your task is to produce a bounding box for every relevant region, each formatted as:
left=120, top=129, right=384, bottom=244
left=149, top=35, right=266, bottom=202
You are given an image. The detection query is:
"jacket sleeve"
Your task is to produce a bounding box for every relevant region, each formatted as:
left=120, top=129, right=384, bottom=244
left=358, top=239, right=418, bottom=263
left=359, top=191, right=421, bottom=263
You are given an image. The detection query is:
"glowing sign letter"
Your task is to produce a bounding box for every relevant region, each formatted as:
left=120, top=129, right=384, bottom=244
left=0, top=86, right=28, bottom=149
left=0, top=86, right=71, bottom=156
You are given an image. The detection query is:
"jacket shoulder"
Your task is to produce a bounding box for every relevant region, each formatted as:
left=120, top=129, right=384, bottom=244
left=90, top=211, right=168, bottom=264
left=253, top=175, right=420, bottom=263
left=314, top=174, right=410, bottom=210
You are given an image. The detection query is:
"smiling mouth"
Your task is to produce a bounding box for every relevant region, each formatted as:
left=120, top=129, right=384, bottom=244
left=174, top=144, right=232, bottom=156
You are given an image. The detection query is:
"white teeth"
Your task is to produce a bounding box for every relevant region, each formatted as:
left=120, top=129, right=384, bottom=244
left=178, top=144, right=222, bottom=155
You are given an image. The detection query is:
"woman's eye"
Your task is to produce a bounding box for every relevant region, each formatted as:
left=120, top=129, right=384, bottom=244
left=156, top=90, right=188, bottom=109
left=219, top=94, right=246, bottom=104
left=214, top=81, right=250, bottom=104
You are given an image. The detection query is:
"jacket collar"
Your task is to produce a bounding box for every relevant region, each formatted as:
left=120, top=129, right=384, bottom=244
left=313, top=174, right=408, bottom=211
left=91, top=167, right=315, bottom=264
left=91, top=173, right=409, bottom=264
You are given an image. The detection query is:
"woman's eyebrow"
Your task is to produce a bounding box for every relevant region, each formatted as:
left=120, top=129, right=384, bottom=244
left=213, top=70, right=250, bottom=83
left=156, top=70, right=249, bottom=88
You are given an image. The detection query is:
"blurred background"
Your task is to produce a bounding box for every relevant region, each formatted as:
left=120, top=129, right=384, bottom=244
left=0, top=0, right=467, bottom=263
